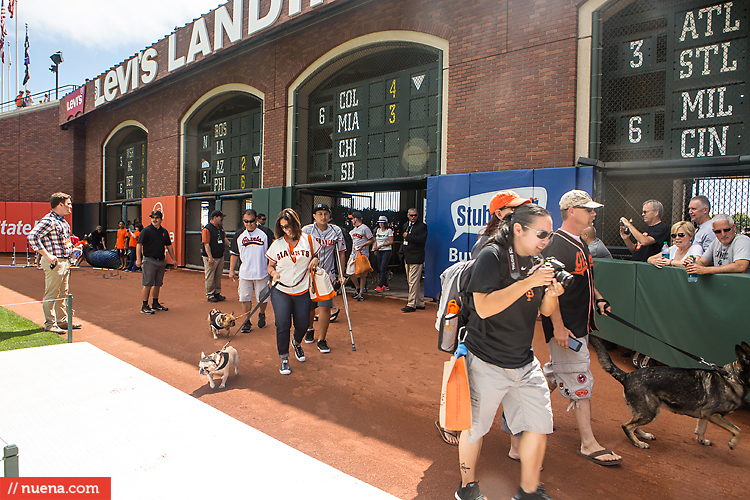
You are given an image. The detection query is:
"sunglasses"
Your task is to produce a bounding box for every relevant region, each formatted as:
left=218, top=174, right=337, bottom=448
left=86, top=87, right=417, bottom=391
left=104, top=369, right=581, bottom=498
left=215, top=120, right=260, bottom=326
left=408, top=213, right=418, bottom=217
left=713, top=227, right=733, bottom=234
left=574, top=206, right=595, bottom=213
left=279, top=223, right=291, bottom=230
left=243, top=219, right=257, bottom=224
left=671, top=232, right=687, bottom=238
left=522, top=225, right=552, bottom=239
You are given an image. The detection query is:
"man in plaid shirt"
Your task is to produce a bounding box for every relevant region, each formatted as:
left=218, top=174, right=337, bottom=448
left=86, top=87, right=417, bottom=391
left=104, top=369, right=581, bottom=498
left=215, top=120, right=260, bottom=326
left=27, top=192, right=81, bottom=334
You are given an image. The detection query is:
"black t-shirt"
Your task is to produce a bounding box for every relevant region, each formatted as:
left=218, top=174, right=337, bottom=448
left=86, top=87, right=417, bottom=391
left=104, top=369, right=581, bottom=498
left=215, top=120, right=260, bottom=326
left=464, top=244, right=545, bottom=369
left=632, top=221, right=669, bottom=262
left=90, top=230, right=104, bottom=248
left=138, top=224, right=172, bottom=260
left=540, top=231, right=596, bottom=343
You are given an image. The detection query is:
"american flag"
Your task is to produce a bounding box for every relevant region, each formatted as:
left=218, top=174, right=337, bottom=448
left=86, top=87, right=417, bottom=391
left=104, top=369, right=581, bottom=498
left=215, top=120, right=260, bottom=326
left=7, top=0, right=13, bottom=19
left=0, top=1, right=5, bottom=64
left=22, top=23, right=28, bottom=85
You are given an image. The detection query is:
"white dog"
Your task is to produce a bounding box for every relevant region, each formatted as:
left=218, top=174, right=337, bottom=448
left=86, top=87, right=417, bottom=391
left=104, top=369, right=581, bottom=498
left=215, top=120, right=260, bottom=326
left=198, top=346, right=239, bottom=389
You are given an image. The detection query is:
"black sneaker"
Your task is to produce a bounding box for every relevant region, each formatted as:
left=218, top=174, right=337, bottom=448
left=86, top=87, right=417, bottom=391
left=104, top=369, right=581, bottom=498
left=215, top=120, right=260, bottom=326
left=258, top=313, right=266, bottom=329
left=141, top=305, right=154, bottom=315
left=241, top=320, right=252, bottom=333
left=512, top=484, right=554, bottom=500
left=455, top=481, right=484, bottom=500
left=304, top=328, right=315, bottom=344
left=214, top=293, right=226, bottom=301
left=317, top=339, right=330, bottom=354
left=279, top=359, right=291, bottom=375
left=207, top=296, right=219, bottom=302
left=357, top=293, right=364, bottom=302
left=292, top=341, right=306, bottom=362
left=152, top=302, right=168, bottom=311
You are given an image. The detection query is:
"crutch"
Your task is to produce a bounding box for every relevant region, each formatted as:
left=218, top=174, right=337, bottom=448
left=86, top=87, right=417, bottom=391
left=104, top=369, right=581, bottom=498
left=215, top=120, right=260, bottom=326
left=335, top=249, right=356, bottom=351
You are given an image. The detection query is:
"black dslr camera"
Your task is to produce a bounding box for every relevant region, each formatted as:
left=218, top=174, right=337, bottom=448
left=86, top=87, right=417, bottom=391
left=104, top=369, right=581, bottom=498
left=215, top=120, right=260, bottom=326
left=532, top=256, right=574, bottom=288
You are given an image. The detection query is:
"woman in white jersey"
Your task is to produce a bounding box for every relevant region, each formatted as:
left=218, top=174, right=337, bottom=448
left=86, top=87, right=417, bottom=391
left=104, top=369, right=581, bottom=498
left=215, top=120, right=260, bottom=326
left=266, top=209, right=320, bottom=375
left=373, top=215, right=393, bottom=291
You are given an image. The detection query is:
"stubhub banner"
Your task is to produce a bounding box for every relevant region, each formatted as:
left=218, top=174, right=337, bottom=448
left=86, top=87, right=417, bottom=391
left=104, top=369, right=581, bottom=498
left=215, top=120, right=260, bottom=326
left=424, top=166, right=594, bottom=298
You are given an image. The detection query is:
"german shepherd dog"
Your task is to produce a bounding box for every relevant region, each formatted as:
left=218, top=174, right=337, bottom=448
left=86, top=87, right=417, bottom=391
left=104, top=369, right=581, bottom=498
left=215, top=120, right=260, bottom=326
left=589, top=337, right=750, bottom=449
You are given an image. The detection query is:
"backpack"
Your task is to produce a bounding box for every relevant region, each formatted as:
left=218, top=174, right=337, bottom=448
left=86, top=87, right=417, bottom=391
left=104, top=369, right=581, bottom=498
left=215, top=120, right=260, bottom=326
left=435, top=258, right=476, bottom=353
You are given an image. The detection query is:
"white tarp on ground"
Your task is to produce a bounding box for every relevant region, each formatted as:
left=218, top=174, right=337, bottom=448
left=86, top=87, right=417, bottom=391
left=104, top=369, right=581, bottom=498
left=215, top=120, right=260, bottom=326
left=0, top=342, right=397, bottom=499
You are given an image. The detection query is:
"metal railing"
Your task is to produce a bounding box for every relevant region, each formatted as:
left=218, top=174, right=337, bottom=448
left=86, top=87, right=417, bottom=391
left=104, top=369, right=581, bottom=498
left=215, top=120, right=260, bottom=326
left=0, top=84, right=78, bottom=114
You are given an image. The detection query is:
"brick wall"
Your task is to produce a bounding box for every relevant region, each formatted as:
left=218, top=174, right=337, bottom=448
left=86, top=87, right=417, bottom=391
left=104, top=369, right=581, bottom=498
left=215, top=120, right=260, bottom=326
left=53, top=0, right=582, bottom=202
left=0, top=104, right=82, bottom=202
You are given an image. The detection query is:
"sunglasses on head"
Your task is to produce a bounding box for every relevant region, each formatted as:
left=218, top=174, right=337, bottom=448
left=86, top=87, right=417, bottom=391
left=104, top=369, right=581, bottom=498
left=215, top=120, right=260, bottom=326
left=243, top=218, right=256, bottom=224
left=671, top=232, right=687, bottom=238
left=522, top=225, right=551, bottom=239
left=713, top=227, right=733, bottom=234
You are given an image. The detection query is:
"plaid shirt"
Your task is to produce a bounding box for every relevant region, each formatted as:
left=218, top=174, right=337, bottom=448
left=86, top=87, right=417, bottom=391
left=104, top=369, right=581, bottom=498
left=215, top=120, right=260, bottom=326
left=27, top=211, right=72, bottom=259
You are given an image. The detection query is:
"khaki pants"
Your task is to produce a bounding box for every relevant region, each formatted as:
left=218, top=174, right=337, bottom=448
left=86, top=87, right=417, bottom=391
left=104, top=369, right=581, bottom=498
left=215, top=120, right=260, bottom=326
left=405, top=262, right=424, bottom=308
left=41, top=256, right=70, bottom=328
left=203, top=256, right=224, bottom=297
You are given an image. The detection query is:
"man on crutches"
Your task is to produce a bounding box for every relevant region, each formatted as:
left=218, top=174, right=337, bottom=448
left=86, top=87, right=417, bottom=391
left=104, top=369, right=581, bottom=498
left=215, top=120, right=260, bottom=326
left=302, top=203, right=347, bottom=354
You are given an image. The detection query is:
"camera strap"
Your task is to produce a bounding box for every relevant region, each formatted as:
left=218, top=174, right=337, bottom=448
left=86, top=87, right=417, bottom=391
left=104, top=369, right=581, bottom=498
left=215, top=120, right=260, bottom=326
left=506, top=245, right=530, bottom=281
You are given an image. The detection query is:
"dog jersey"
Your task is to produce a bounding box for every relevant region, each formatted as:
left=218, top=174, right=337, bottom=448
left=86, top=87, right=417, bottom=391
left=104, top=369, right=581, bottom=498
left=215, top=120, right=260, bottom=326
left=302, top=223, right=345, bottom=275
left=267, top=234, right=320, bottom=295
left=231, top=227, right=269, bottom=280
left=540, top=230, right=597, bottom=342
left=209, top=310, right=226, bottom=331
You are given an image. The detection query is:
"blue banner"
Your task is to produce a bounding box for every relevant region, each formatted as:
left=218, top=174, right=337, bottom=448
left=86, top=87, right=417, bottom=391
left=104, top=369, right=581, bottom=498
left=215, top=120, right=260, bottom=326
left=424, top=166, right=595, bottom=298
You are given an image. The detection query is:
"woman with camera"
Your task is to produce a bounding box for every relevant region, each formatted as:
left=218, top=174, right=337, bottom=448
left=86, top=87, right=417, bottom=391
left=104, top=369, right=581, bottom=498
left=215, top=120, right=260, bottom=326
left=456, top=203, right=563, bottom=500
left=647, top=221, right=703, bottom=268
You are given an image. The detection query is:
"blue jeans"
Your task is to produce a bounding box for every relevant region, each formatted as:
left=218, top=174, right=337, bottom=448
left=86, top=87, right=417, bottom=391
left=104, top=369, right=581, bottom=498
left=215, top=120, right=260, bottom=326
left=270, top=287, right=312, bottom=358
left=376, top=250, right=391, bottom=287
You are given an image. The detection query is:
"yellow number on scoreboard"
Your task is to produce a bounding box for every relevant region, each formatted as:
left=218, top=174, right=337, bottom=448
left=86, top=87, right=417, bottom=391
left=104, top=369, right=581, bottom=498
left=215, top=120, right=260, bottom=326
left=240, top=175, right=246, bottom=189
left=389, top=104, right=396, bottom=124
left=389, top=79, right=396, bottom=98
left=240, top=156, right=246, bottom=171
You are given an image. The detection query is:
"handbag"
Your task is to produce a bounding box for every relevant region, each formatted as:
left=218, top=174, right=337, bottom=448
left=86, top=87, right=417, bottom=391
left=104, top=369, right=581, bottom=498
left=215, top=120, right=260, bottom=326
left=354, top=249, right=373, bottom=275
left=310, top=267, right=336, bottom=302
left=439, top=355, right=472, bottom=431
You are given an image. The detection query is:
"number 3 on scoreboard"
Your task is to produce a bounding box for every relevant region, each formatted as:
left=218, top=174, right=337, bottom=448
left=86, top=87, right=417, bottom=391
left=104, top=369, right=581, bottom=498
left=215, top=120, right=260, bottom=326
left=389, top=104, right=396, bottom=124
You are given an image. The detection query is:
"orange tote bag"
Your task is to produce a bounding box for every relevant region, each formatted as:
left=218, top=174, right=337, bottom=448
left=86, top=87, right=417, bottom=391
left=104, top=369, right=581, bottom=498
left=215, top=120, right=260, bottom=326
left=439, top=355, right=472, bottom=431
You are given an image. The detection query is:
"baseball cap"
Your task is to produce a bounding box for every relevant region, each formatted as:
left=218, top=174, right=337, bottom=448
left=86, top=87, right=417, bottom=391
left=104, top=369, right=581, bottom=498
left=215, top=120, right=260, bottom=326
left=377, top=215, right=388, bottom=224
left=559, top=190, right=603, bottom=210
left=150, top=210, right=163, bottom=218
left=489, top=190, right=531, bottom=214
left=210, top=210, right=225, bottom=218
left=313, top=203, right=331, bottom=214
left=351, top=211, right=363, bottom=219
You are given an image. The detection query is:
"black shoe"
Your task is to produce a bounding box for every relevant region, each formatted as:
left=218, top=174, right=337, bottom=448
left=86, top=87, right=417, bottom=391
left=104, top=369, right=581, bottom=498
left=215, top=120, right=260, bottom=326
left=357, top=293, right=364, bottom=302
left=402, top=306, right=416, bottom=313
left=416, top=305, right=425, bottom=310
left=257, top=313, right=266, bottom=329
left=279, top=359, right=291, bottom=375
left=241, top=320, right=252, bottom=333
left=512, top=484, right=554, bottom=500
left=304, top=328, right=315, bottom=344
left=214, top=294, right=226, bottom=301
left=152, top=302, right=168, bottom=311
left=292, top=341, right=306, bottom=362
left=317, top=339, right=330, bottom=354
left=455, top=481, right=484, bottom=500
left=207, top=296, right=219, bottom=302
left=141, top=305, right=155, bottom=315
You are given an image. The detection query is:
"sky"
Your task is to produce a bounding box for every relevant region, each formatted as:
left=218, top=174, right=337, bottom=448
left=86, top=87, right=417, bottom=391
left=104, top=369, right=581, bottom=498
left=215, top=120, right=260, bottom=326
left=0, top=0, right=224, bottom=103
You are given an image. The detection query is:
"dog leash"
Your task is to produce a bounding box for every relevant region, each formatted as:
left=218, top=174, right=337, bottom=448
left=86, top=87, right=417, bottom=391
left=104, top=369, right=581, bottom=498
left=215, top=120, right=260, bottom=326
left=601, top=309, right=728, bottom=375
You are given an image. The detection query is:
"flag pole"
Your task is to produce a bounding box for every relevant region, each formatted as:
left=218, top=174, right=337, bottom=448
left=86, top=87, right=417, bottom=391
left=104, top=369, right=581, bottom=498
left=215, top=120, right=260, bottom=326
left=14, top=0, right=16, bottom=96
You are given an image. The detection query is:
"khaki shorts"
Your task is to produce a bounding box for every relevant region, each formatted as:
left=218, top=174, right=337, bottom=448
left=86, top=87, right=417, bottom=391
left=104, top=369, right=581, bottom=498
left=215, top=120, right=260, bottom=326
left=465, top=351, right=553, bottom=444
left=543, top=335, right=594, bottom=400
left=238, top=277, right=270, bottom=303
left=141, top=257, right=166, bottom=287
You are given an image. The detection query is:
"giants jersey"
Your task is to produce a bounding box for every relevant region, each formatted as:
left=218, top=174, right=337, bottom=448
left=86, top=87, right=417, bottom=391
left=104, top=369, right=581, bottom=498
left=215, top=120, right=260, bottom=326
left=266, top=234, right=320, bottom=295
left=302, top=223, right=345, bottom=275
left=540, top=230, right=597, bottom=342
left=234, top=227, right=269, bottom=280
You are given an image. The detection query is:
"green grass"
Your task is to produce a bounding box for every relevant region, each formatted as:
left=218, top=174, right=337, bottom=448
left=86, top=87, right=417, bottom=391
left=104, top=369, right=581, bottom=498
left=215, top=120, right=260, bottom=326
left=0, top=307, right=67, bottom=351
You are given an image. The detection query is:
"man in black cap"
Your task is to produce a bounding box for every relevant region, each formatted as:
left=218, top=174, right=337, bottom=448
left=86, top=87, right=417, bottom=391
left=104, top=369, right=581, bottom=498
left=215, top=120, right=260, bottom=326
left=136, top=210, right=176, bottom=314
left=203, top=209, right=227, bottom=302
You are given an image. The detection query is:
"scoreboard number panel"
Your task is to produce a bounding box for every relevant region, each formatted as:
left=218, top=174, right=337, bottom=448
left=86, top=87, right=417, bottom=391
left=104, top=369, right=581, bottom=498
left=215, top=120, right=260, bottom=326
left=307, top=59, right=440, bottom=184
left=115, top=140, right=147, bottom=201
left=601, top=0, right=748, bottom=162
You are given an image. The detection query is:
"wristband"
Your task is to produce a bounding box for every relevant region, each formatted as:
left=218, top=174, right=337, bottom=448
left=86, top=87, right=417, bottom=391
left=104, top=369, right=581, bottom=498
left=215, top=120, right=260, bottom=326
left=595, top=298, right=609, bottom=314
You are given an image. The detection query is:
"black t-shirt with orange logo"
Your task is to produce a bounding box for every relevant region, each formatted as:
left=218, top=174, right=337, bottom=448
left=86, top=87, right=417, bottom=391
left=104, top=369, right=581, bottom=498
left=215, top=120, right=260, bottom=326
left=540, top=230, right=597, bottom=343
left=465, top=243, right=545, bottom=369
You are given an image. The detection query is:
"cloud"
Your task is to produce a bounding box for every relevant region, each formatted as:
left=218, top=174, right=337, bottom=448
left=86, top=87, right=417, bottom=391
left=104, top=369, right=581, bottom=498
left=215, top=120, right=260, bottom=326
left=20, top=0, right=224, bottom=52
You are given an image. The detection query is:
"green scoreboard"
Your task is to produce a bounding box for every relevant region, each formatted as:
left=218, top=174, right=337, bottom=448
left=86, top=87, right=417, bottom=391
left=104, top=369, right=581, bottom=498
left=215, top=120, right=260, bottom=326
left=307, top=61, right=441, bottom=183
left=116, top=141, right=147, bottom=200
left=601, top=0, right=748, bottom=162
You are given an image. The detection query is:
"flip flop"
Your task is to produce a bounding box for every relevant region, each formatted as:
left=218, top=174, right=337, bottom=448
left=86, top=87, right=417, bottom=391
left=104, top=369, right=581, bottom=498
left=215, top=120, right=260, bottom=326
left=330, top=308, right=340, bottom=322
left=576, top=448, right=622, bottom=466
left=435, top=421, right=459, bottom=446
left=508, top=456, right=544, bottom=472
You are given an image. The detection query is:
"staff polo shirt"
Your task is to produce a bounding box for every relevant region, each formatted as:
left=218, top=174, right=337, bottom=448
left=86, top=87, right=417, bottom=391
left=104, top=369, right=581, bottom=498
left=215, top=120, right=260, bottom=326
left=138, top=224, right=172, bottom=260
left=465, top=244, right=544, bottom=369
left=266, top=234, right=320, bottom=295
